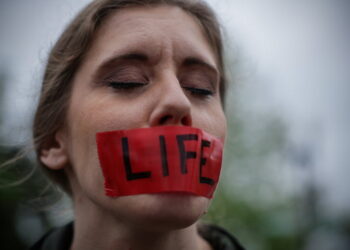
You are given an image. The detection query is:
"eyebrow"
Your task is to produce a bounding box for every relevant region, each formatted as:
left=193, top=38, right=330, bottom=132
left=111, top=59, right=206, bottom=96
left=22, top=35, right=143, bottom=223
left=92, top=52, right=149, bottom=80
left=182, top=57, right=219, bottom=76
left=115, top=52, right=148, bottom=62
left=99, top=52, right=148, bottom=69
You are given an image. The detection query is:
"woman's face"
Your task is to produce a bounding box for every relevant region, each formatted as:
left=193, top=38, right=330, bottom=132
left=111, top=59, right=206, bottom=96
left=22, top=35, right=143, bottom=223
left=61, top=5, right=226, bottom=230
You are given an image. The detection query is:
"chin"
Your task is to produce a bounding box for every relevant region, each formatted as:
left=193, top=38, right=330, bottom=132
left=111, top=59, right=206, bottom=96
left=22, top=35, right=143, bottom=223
left=113, top=192, right=210, bottom=232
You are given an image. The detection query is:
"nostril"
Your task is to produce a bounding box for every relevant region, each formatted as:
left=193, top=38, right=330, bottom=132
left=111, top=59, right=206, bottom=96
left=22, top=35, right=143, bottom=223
left=157, top=114, right=191, bottom=126
left=159, top=115, right=172, bottom=125
left=181, top=116, right=192, bottom=126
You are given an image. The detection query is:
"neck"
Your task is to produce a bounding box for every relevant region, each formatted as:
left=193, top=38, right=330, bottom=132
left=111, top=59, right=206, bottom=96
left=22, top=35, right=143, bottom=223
left=70, top=192, right=211, bottom=250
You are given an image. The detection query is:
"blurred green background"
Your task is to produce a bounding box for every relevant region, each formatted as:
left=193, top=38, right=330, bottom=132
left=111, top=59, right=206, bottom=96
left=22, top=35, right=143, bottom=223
left=1, top=0, right=350, bottom=249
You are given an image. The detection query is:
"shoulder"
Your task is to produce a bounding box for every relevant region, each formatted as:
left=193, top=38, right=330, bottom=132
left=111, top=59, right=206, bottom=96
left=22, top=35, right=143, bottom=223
left=198, top=223, right=245, bottom=250
left=29, top=222, right=73, bottom=250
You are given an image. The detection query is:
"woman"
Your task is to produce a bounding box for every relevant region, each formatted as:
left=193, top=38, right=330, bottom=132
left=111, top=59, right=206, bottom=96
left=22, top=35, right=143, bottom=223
left=31, top=0, right=244, bottom=249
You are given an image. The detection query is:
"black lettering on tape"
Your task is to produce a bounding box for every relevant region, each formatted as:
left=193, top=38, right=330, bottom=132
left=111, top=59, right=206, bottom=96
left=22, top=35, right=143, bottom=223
left=176, top=134, right=198, bottom=174
left=199, top=140, right=214, bottom=185
left=122, top=137, right=151, bottom=180
left=159, top=135, right=169, bottom=176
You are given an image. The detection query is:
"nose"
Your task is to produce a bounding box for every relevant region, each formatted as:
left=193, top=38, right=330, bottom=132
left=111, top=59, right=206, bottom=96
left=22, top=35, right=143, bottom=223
left=149, top=75, right=192, bottom=127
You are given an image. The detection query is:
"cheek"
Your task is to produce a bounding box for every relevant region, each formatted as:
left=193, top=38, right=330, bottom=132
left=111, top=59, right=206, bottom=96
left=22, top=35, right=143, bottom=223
left=65, top=107, right=105, bottom=197
left=67, top=91, right=149, bottom=152
left=65, top=92, right=155, bottom=196
left=192, top=103, right=227, bottom=139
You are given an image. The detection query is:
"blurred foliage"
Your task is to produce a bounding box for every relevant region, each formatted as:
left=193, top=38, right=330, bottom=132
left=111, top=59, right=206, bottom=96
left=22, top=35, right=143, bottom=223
left=203, top=90, right=302, bottom=249
left=0, top=147, right=27, bottom=250
left=0, top=71, right=55, bottom=249
left=0, top=70, right=27, bottom=249
left=202, top=67, right=350, bottom=249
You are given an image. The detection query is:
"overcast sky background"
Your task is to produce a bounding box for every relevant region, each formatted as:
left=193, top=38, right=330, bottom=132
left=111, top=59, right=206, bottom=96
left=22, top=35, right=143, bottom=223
left=1, top=0, right=349, bottom=217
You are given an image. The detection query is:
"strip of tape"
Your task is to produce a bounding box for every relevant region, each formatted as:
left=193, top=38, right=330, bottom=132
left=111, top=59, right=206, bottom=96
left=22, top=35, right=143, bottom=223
left=96, top=126, right=223, bottom=198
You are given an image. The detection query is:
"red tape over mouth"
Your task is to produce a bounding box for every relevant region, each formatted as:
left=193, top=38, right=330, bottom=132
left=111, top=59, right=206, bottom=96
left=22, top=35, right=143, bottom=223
left=96, top=126, right=223, bottom=198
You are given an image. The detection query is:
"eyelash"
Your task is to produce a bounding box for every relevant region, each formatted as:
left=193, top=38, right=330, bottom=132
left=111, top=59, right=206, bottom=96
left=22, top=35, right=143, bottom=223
left=107, top=81, right=213, bottom=98
left=182, top=86, right=214, bottom=97
left=107, top=81, right=146, bottom=90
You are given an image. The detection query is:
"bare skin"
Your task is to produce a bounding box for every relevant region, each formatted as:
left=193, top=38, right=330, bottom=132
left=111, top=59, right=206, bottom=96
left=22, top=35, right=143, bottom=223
left=41, top=5, right=226, bottom=250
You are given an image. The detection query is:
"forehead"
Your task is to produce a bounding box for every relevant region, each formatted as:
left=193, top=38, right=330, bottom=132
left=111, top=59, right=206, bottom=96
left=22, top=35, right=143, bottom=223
left=84, top=5, right=217, bottom=68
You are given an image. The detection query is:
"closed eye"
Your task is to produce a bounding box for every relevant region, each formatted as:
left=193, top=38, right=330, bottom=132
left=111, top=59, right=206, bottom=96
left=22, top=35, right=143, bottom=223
left=108, top=81, right=147, bottom=90
left=182, top=86, right=213, bottom=97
